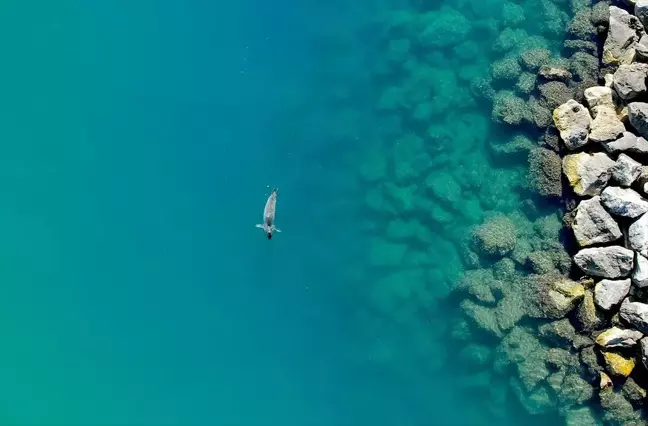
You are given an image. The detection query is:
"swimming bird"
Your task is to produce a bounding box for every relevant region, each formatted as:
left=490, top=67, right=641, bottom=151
left=256, top=188, right=281, bottom=239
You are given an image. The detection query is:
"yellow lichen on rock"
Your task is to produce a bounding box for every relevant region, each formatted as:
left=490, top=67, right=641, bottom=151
left=562, top=153, right=586, bottom=193
left=602, top=351, right=635, bottom=377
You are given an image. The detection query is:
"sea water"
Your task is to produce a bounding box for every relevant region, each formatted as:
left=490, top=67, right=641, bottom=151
left=0, top=0, right=579, bottom=425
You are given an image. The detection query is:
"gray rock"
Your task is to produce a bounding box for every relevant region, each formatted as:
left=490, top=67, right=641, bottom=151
left=638, top=33, right=648, bottom=61
left=628, top=213, right=648, bottom=257
left=539, top=66, right=572, bottom=81
left=613, top=63, right=648, bottom=100
left=612, top=154, right=643, bottom=187
left=574, top=246, right=634, bottom=278
left=628, top=102, right=648, bottom=139
left=620, top=299, right=648, bottom=333
left=601, top=186, right=648, bottom=218
left=553, top=99, right=591, bottom=150
left=595, top=326, right=643, bottom=348
left=621, top=377, right=647, bottom=404
left=604, top=6, right=644, bottom=66
left=589, top=106, right=626, bottom=143
left=532, top=276, right=585, bottom=319
left=633, top=253, right=648, bottom=288
left=572, top=196, right=623, bottom=247
left=640, top=337, right=648, bottom=370
left=637, top=0, right=648, bottom=27
left=602, top=131, right=648, bottom=155
left=563, top=152, right=615, bottom=196
left=595, top=278, right=632, bottom=310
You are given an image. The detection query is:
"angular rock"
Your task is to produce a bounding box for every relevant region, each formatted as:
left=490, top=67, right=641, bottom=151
left=612, top=154, right=642, bottom=187
left=595, top=327, right=643, bottom=348
left=601, top=186, right=648, bottom=218
left=533, top=276, right=585, bottom=319
left=553, top=99, right=591, bottom=150
left=572, top=196, right=623, bottom=247
left=574, top=246, right=634, bottom=278
left=603, top=6, right=644, bottom=66
left=640, top=337, right=648, bottom=370
left=595, top=278, right=632, bottom=310
left=633, top=253, right=648, bottom=288
left=612, top=63, right=648, bottom=101
left=629, top=213, right=648, bottom=257
left=602, top=131, right=648, bottom=155
left=589, top=106, right=625, bottom=143
left=539, top=66, right=572, bottom=81
left=637, top=0, right=648, bottom=28
left=620, top=299, right=648, bottom=333
left=602, top=351, right=636, bottom=377
left=638, top=33, right=648, bottom=61
left=628, top=102, right=648, bottom=139
left=563, top=152, right=615, bottom=196
left=621, top=377, right=647, bottom=404
left=584, top=86, right=615, bottom=116
left=576, top=290, right=606, bottom=332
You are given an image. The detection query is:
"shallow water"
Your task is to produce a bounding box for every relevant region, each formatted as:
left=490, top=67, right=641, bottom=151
left=0, top=0, right=588, bottom=425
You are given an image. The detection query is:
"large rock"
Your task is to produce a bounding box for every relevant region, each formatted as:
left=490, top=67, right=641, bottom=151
left=620, top=299, right=648, bottom=333
left=613, top=63, right=648, bottom=101
left=628, top=102, right=648, bottom=139
left=628, top=213, right=648, bottom=257
left=602, top=131, right=648, bottom=155
left=637, top=0, right=648, bottom=27
left=612, top=154, right=642, bottom=187
left=553, top=99, right=591, bottom=150
left=572, top=196, right=623, bottom=247
left=604, top=6, right=645, bottom=66
left=595, top=278, right=632, bottom=310
left=584, top=86, right=615, bottom=116
left=589, top=106, right=625, bottom=143
left=632, top=253, right=648, bottom=287
left=563, top=152, right=615, bottom=196
left=574, top=246, right=634, bottom=278
left=576, top=290, right=606, bottom=332
left=528, top=148, right=562, bottom=197
left=595, top=327, right=643, bottom=348
left=533, top=276, right=585, bottom=319
left=602, top=351, right=636, bottom=377
left=600, top=186, right=648, bottom=218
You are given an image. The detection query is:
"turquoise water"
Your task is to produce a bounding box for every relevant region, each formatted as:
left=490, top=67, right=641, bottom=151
left=0, top=0, right=597, bottom=425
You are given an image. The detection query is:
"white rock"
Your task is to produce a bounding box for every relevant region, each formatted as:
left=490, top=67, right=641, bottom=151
left=584, top=86, right=615, bottom=117
left=604, top=6, right=644, bottom=66
left=620, top=299, right=648, bottom=333
left=553, top=100, right=591, bottom=150
left=573, top=196, right=623, bottom=247
left=589, top=106, right=626, bottom=143
left=574, top=246, right=635, bottom=279
left=563, top=152, right=615, bottom=196
left=602, top=132, right=648, bottom=155
left=595, top=326, right=643, bottom=348
left=601, top=186, right=648, bottom=218
left=595, top=279, right=632, bottom=310
left=613, top=63, right=648, bottom=100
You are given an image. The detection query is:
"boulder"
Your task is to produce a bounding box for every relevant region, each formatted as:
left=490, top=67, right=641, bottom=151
left=595, top=278, right=632, bottom=310
left=595, top=327, right=643, bottom=348
left=528, top=148, right=562, bottom=197
left=602, top=131, right=648, bottom=155
left=633, top=253, right=648, bottom=288
left=603, top=6, right=644, bottom=66
left=600, top=186, right=648, bottom=218
left=574, top=246, right=634, bottom=278
left=637, top=0, right=648, bottom=27
left=553, top=99, right=591, bottom=150
left=628, top=102, right=648, bottom=139
left=612, top=154, right=642, bottom=187
left=638, top=33, right=648, bottom=61
left=584, top=86, right=615, bottom=116
left=602, top=351, right=636, bottom=377
left=572, top=196, right=623, bottom=247
left=589, top=106, right=625, bottom=143
left=612, top=63, right=648, bottom=101
left=538, top=66, right=572, bottom=81
left=628, top=213, right=648, bottom=257
left=563, top=152, right=615, bottom=196
left=576, top=290, right=606, bottom=331
left=533, top=276, right=585, bottom=319
left=620, top=299, right=648, bottom=333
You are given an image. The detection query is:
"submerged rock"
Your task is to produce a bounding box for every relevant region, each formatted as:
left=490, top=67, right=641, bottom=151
left=603, top=6, right=644, bottom=66
left=612, top=154, right=643, bottom=187
left=564, top=406, right=598, bottom=426
left=613, top=63, right=648, bottom=101
left=595, top=327, right=643, bottom=348
left=620, top=299, right=648, bottom=333
left=595, top=278, right=632, bottom=310
left=572, top=196, right=623, bottom=247
left=472, top=216, right=516, bottom=256
left=622, top=377, right=647, bottom=404
left=574, top=246, right=634, bottom=278
left=533, top=276, right=585, bottom=319
left=563, top=152, right=615, bottom=196
left=553, top=99, right=591, bottom=150
left=576, top=290, right=606, bottom=331
left=539, top=66, right=571, bottom=81
left=528, top=148, right=562, bottom=197
left=601, top=186, right=648, bottom=218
